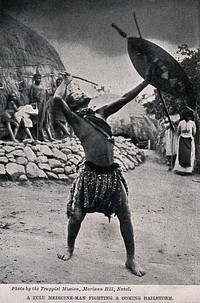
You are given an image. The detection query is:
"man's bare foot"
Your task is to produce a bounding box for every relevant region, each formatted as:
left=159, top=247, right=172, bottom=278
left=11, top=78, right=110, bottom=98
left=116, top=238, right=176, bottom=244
left=125, top=260, right=146, bottom=277
left=57, top=250, right=73, bottom=261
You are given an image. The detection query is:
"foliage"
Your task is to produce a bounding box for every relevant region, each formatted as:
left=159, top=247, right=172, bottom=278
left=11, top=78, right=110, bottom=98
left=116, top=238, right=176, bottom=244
left=177, top=44, right=200, bottom=111
left=143, top=90, right=186, bottom=119
left=144, top=44, right=200, bottom=119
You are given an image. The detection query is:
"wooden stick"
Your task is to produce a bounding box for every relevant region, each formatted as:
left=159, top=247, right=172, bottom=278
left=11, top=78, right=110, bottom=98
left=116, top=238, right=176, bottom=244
left=133, top=12, right=143, bottom=38
left=21, top=73, right=99, bottom=86
left=111, top=23, right=127, bottom=38
left=157, top=90, right=175, bottom=132
left=72, top=76, right=98, bottom=86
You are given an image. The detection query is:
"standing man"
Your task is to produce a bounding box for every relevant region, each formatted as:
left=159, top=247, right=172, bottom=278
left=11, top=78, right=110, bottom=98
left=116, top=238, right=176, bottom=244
left=164, top=107, right=180, bottom=171
left=55, top=69, right=151, bottom=277
left=29, top=73, right=46, bottom=141
left=52, top=77, right=71, bottom=138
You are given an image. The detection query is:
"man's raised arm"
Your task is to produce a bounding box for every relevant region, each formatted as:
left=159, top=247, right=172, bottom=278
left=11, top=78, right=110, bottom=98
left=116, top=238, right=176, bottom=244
left=53, top=73, right=78, bottom=125
left=54, top=72, right=73, bottom=99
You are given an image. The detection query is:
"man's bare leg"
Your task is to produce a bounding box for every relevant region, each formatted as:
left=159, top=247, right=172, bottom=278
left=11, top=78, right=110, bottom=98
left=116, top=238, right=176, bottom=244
left=13, top=122, right=20, bottom=138
left=56, top=120, right=70, bottom=137
left=24, top=127, right=34, bottom=140
left=46, top=126, right=55, bottom=141
left=6, top=122, right=18, bottom=142
left=58, top=210, right=86, bottom=261
left=39, top=128, right=48, bottom=142
left=116, top=186, right=146, bottom=277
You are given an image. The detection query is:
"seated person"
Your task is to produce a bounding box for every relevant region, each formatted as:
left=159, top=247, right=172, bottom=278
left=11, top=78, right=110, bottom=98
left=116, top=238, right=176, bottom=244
left=3, top=91, right=38, bottom=142
left=2, top=92, right=21, bottom=142
left=15, top=103, right=38, bottom=141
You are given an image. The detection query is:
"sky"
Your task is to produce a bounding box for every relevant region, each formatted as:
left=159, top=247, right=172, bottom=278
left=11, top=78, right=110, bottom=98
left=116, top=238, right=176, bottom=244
left=2, top=0, right=200, bottom=96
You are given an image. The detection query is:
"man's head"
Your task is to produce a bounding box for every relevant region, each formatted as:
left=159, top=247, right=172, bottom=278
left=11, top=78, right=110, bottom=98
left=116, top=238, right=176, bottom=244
left=8, top=91, right=17, bottom=102
left=56, top=77, right=63, bottom=87
left=66, top=92, right=91, bottom=111
left=33, top=73, right=42, bottom=85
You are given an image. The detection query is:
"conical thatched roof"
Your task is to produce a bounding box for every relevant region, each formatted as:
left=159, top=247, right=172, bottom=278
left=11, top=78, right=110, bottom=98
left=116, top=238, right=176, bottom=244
left=0, top=14, right=64, bottom=70
left=92, top=94, right=158, bottom=142
left=0, top=14, right=65, bottom=113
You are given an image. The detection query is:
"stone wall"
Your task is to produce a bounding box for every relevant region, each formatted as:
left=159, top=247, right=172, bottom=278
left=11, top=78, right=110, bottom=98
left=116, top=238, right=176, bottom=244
left=0, top=136, right=145, bottom=182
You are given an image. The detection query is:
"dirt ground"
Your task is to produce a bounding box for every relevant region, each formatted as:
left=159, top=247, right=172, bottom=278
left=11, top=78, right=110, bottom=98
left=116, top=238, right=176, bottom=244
left=0, top=150, right=200, bottom=285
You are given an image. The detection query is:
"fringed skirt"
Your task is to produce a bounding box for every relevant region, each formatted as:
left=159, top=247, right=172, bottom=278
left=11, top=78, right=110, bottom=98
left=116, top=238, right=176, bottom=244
left=67, top=161, right=128, bottom=220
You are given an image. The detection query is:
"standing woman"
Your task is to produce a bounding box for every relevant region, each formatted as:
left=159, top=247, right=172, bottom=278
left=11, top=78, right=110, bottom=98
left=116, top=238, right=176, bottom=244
left=173, top=108, right=196, bottom=174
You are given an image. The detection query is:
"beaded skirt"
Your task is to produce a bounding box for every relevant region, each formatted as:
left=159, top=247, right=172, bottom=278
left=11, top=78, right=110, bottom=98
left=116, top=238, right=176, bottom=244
left=67, top=161, right=128, bottom=221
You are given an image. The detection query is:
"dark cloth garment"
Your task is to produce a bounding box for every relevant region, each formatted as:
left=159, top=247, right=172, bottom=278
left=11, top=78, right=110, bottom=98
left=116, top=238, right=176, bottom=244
left=29, top=84, right=45, bottom=104
left=42, top=97, right=53, bottom=128
left=75, top=108, right=114, bottom=143
left=52, top=97, right=67, bottom=122
left=178, top=136, right=192, bottom=168
left=67, top=161, right=128, bottom=221
left=29, top=84, right=46, bottom=129
left=51, top=89, right=68, bottom=123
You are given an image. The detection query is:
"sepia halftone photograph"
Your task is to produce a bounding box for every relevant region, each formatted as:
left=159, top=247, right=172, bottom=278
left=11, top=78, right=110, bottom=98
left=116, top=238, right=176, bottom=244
left=0, top=0, right=200, bottom=302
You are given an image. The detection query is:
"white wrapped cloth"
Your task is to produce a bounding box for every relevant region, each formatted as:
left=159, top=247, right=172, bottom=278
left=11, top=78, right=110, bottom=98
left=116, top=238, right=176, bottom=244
left=14, top=105, right=38, bottom=128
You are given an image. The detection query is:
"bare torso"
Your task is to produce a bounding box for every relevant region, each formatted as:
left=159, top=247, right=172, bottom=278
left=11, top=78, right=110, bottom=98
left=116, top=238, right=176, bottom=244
left=71, top=112, right=114, bottom=167
left=55, top=75, right=148, bottom=167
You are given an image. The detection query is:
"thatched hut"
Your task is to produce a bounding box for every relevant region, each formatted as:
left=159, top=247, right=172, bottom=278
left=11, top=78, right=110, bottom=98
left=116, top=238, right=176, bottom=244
left=0, top=14, right=65, bottom=120
left=0, top=13, right=157, bottom=146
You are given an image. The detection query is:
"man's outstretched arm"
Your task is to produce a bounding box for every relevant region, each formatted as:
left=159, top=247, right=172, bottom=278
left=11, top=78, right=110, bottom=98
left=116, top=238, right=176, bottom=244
left=99, top=65, right=153, bottom=119
left=102, top=79, right=149, bottom=118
